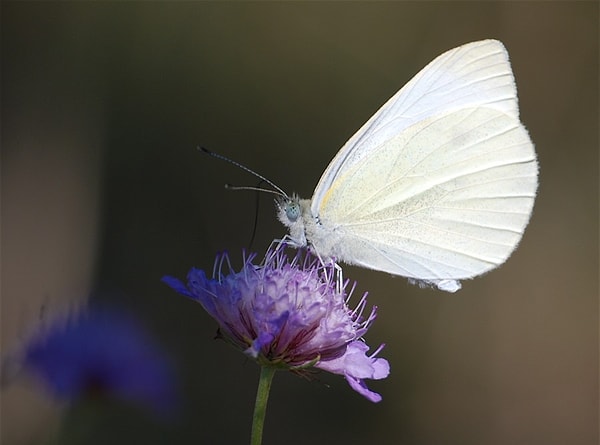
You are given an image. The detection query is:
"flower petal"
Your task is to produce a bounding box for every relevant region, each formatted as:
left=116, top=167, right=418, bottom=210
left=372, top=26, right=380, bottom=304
left=316, top=341, right=389, bottom=402
left=245, top=332, right=275, bottom=359
left=345, top=375, right=383, bottom=403
left=316, top=341, right=389, bottom=380
left=161, top=276, right=195, bottom=299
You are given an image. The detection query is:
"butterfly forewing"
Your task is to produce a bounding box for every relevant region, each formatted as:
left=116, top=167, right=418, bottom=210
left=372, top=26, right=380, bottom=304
left=311, top=39, right=521, bottom=217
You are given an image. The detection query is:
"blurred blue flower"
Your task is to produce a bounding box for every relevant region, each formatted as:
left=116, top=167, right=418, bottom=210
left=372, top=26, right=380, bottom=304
left=163, top=248, right=389, bottom=402
left=21, top=308, right=177, bottom=416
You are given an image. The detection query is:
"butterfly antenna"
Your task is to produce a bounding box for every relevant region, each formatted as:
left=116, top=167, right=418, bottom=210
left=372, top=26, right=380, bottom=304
left=198, top=146, right=288, bottom=198
left=224, top=184, right=284, bottom=196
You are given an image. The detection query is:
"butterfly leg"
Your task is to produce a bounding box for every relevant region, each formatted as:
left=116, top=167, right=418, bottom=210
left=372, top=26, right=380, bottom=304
left=332, top=260, right=345, bottom=295
left=307, top=247, right=344, bottom=294
left=262, top=236, right=303, bottom=266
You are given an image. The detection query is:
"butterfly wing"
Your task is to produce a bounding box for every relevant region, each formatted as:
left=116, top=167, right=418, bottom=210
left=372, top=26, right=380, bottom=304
left=309, top=40, right=538, bottom=289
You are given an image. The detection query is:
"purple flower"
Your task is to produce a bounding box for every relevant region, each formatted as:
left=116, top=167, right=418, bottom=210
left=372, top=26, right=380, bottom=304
left=20, top=308, right=177, bottom=416
left=163, top=248, right=389, bottom=402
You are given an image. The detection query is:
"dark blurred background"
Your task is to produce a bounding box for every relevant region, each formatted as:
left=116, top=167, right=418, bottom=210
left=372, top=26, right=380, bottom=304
left=2, top=2, right=597, bottom=445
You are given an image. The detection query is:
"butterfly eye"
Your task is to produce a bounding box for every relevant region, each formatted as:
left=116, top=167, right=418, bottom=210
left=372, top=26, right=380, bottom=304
left=285, top=201, right=301, bottom=222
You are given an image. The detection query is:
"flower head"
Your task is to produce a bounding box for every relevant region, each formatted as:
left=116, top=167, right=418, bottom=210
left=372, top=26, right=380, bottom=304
left=162, top=247, right=389, bottom=402
left=18, top=307, right=177, bottom=417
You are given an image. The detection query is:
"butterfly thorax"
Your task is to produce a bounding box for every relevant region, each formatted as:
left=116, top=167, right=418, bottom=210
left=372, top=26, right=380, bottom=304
left=276, top=195, right=343, bottom=261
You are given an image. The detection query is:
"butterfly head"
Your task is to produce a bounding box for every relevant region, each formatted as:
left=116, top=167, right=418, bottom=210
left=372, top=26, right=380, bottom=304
left=276, top=194, right=308, bottom=247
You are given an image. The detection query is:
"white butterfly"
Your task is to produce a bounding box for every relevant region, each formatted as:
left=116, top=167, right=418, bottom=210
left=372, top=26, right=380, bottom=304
left=277, top=39, right=538, bottom=292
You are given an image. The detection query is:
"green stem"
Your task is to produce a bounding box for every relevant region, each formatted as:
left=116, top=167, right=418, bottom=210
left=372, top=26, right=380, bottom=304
left=250, top=366, right=276, bottom=445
